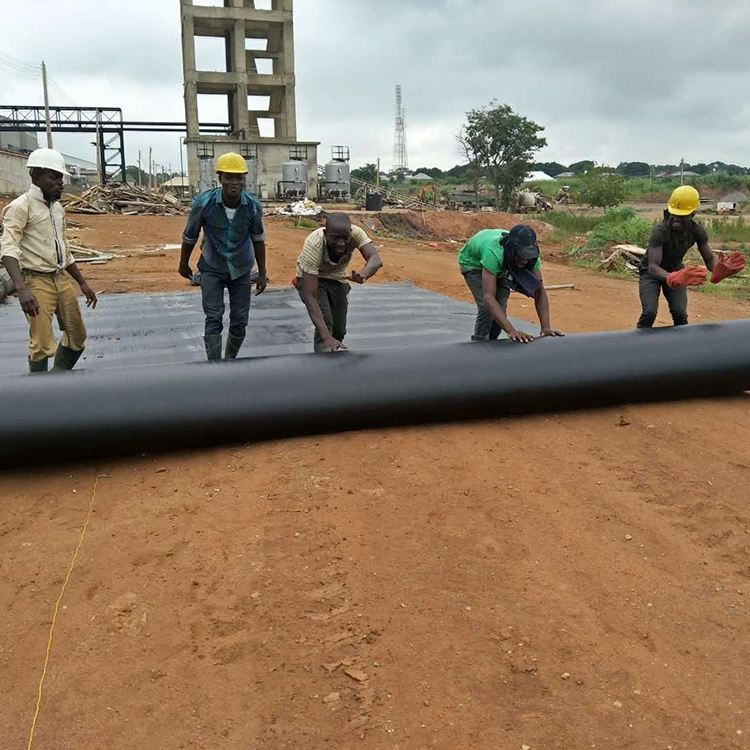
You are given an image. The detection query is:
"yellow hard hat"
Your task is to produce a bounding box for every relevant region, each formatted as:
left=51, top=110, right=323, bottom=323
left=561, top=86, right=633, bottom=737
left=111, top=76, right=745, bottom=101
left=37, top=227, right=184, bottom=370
left=216, top=152, right=248, bottom=174
left=667, top=185, right=700, bottom=216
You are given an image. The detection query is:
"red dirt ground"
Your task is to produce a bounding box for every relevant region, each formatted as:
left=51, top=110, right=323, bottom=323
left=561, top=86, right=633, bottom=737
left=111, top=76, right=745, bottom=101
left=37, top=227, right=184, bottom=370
left=2, top=211, right=750, bottom=749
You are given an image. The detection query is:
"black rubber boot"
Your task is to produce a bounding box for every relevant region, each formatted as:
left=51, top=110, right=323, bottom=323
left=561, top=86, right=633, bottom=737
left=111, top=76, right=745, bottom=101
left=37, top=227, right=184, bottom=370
left=51, top=345, right=83, bottom=372
left=204, top=334, right=223, bottom=362
left=224, top=334, right=245, bottom=360
left=28, top=357, right=49, bottom=373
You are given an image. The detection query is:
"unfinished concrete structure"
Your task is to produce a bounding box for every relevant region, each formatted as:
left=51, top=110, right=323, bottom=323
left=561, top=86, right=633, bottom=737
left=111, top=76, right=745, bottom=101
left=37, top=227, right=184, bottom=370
left=180, top=0, right=318, bottom=199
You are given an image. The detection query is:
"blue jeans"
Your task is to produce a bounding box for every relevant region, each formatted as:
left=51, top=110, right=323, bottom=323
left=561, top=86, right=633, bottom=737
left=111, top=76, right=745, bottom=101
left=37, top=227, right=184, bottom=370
left=198, top=257, right=252, bottom=337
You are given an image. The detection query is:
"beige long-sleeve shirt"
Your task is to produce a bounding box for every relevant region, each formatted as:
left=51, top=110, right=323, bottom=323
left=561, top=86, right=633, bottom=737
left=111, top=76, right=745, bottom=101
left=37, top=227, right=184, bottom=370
left=0, top=185, right=73, bottom=272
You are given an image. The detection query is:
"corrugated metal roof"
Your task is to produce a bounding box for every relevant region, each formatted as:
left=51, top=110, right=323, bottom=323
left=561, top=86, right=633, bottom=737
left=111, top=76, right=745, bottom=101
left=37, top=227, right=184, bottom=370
left=0, top=281, right=536, bottom=376
left=720, top=191, right=748, bottom=203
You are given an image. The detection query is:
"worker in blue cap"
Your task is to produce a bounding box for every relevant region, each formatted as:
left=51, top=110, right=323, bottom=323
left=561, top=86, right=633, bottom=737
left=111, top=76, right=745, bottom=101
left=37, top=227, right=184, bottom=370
left=457, top=224, right=564, bottom=343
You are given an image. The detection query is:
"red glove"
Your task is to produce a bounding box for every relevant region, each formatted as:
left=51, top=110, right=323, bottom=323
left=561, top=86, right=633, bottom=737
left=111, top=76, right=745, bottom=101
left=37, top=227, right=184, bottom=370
left=666, top=266, right=707, bottom=289
left=711, top=251, right=746, bottom=283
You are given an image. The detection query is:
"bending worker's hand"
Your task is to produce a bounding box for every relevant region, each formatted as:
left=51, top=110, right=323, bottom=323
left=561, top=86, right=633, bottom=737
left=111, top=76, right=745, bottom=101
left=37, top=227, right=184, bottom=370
left=540, top=328, right=565, bottom=338
left=711, top=251, right=746, bottom=283
left=323, top=337, right=348, bottom=353
left=666, top=265, right=707, bottom=289
left=347, top=270, right=368, bottom=284
left=178, top=262, right=193, bottom=280
left=508, top=328, right=534, bottom=344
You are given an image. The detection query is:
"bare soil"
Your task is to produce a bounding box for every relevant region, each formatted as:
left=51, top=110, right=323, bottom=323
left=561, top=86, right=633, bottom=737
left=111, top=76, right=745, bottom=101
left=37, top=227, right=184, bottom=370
left=2, top=211, right=750, bottom=749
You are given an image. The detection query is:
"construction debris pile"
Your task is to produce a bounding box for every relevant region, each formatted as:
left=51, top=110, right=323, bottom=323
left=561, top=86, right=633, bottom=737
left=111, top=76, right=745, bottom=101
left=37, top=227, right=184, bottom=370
left=63, top=185, right=187, bottom=216
left=601, top=244, right=646, bottom=272
left=272, top=199, right=324, bottom=217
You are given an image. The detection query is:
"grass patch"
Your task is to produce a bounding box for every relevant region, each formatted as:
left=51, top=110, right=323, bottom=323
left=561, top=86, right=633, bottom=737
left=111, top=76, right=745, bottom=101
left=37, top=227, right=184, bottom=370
left=547, top=207, right=652, bottom=248
left=292, top=218, right=321, bottom=229
left=705, top=216, right=750, bottom=243
left=585, top=215, right=651, bottom=250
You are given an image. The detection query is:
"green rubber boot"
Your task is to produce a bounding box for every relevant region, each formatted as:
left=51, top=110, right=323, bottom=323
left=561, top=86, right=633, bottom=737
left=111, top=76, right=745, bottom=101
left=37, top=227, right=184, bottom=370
left=51, top=345, right=83, bottom=372
left=28, top=357, right=49, bottom=373
left=204, top=334, right=223, bottom=362
left=224, top=334, right=245, bottom=360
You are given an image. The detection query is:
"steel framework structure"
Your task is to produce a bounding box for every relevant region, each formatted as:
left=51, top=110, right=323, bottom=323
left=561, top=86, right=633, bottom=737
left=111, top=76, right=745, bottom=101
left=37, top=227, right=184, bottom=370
left=0, top=106, right=231, bottom=184
left=392, top=85, right=408, bottom=173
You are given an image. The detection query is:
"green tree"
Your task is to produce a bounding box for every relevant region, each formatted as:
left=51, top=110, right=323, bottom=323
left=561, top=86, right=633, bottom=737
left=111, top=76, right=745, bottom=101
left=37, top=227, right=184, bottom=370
left=456, top=123, right=486, bottom=210
left=462, top=101, right=547, bottom=210
left=350, top=163, right=378, bottom=184
left=569, top=160, right=596, bottom=175
left=581, top=169, right=629, bottom=210
left=617, top=161, right=651, bottom=177
left=533, top=161, right=567, bottom=177
left=412, top=167, right=445, bottom=179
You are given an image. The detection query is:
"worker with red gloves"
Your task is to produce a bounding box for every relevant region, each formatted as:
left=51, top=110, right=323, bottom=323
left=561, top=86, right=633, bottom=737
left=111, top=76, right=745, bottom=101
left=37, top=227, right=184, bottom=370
left=637, top=185, right=745, bottom=328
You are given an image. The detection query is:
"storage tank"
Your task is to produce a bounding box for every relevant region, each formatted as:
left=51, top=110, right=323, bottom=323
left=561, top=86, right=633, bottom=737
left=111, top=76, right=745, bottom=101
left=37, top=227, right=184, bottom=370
left=323, top=161, right=351, bottom=200
left=280, top=161, right=307, bottom=198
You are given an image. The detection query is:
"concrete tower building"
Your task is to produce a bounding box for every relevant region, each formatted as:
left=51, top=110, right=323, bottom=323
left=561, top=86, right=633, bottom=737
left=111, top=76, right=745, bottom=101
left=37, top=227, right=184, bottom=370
left=180, top=0, right=318, bottom=198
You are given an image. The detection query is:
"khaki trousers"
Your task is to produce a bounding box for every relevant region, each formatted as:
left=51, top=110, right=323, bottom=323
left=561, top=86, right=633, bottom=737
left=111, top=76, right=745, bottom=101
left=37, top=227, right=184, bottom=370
left=23, top=272, right=86, bottom=361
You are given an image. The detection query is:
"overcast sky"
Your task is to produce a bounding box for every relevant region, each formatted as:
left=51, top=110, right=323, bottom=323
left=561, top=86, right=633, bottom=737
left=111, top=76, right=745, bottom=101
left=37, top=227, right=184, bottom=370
left=2, top=0, right=750, bottom=173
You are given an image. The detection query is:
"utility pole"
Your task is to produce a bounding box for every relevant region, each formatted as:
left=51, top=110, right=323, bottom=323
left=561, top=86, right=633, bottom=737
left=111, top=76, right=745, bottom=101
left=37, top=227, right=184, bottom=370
left=41, top=61, right=53, bottom=148
left=95, top=113, right=103, bottom=184
left=137, top=150, right=142, bottom=187
left=148, top=147, right=153, bottom=190
left=680, top=157, right=685, bottom=186
left=376, top=158, right=380, bottom=192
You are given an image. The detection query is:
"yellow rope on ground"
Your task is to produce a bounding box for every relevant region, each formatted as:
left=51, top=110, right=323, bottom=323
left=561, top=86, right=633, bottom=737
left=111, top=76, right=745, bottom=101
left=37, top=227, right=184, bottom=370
left=27, top=473, right=103, bottom=750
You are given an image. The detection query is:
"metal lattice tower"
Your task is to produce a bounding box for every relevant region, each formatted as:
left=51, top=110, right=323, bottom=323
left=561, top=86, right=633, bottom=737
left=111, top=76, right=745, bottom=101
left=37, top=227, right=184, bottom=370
left=393, top=84, right=408, bottom=173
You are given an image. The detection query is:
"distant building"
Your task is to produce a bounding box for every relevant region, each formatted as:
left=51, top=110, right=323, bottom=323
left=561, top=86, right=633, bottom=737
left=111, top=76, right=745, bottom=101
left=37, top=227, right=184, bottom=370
left=164, top=176, right=191, bottom=196
left=0, top=148, right=31, bottom=194
left=523, top=170, right=556, bottom=182
left=717, top=191, right=748, bottom=213
left=0, top=123, right=38, bottom=154
left=557, top=171, right=576, bottom=178
left=720, top=191, right=748, bottom=204
left=408, top=172, right=434, bottom=181
left=61, top=153, right=101, bottom=185
left=669, top=170, right=700, bottom=178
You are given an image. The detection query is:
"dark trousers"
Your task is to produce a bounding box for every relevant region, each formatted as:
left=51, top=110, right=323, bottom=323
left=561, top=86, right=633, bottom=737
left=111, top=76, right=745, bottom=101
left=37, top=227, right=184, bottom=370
left=637, top=273, right=688, bottom=328
left=198, top=258, right=252, bottom=338
left=299, top=277, right=350, bottom=352
left=462, top=269, right=511, bottom=341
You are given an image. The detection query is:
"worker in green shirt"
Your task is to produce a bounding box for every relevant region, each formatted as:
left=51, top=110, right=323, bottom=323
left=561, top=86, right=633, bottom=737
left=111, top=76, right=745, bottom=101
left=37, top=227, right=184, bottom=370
left=457, top=225, right=564, bottom=343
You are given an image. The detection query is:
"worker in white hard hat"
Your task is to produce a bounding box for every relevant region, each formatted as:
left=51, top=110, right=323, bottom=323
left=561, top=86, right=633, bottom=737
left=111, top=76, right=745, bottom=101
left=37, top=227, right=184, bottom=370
left=179, top=152, right=267, bottom=361
left=0, top=148, right=98, bottom=372
left=637, top=185, right=745, bottom=327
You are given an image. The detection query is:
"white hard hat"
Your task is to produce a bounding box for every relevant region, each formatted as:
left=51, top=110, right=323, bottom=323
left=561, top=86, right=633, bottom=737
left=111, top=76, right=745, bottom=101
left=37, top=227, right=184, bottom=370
left=26, top=148, right=70, bottom=177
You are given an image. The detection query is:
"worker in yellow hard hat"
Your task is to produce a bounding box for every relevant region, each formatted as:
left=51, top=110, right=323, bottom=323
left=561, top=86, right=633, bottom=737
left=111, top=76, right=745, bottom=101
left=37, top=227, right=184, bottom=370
left=637, top=185, right=745, bottom=328
left=179, top=152, right=267, bottom=360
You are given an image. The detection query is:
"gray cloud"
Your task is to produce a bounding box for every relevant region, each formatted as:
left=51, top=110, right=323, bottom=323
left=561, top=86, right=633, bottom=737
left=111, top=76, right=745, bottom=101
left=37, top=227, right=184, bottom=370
left=2, top=0, right=749, bottom=172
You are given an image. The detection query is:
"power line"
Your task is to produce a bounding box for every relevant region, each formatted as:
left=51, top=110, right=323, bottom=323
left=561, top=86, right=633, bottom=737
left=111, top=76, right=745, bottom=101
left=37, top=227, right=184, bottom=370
left=0, top=51, right=40, bottom=75
left=0, top=59, right=40, bottom=81
left=47, top=75, right=77, bottom=107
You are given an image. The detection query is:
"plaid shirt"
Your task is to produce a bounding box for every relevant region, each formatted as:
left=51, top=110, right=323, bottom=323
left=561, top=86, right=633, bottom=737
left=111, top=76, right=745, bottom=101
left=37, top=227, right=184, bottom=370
left=182, top=188, right=265, bottom=279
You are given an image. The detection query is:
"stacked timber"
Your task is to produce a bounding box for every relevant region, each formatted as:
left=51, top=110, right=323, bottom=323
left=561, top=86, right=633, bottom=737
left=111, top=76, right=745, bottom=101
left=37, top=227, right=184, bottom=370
left=63, top=185, right=187, bottom=216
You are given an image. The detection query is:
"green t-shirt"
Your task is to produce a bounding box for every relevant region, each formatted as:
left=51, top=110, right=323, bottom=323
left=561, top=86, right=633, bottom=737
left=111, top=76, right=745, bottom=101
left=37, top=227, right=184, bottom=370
left=457, top=228, right=541, bottom=275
